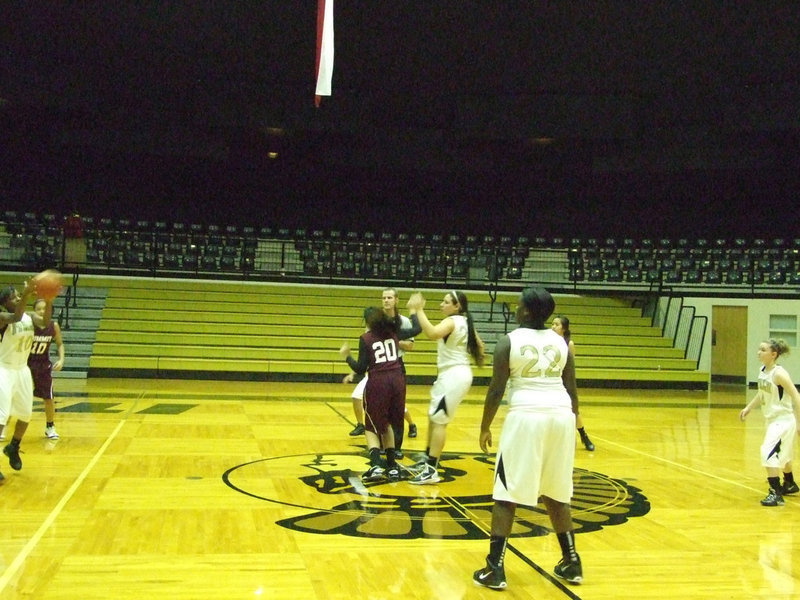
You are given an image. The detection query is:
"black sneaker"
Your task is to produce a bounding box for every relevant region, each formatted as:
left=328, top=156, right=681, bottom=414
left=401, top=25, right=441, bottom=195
left=761, top=488, right=785, bottom=506
left=553, top=556, right=582, bottom=584
left=349, top=423, right=365, bottom=436
left=473, top=557, right=506, bottom=590
left=386, top=466, right=401, bottom=481
left=408, top=423, right=418, bottom=438
left=361, top=464, right=385, bottom=482
left=394, top=449, right=404, bottom=460
left=3, top=443, right=22, bottom=471
left=579, top=431, right=595, bottom=451
left=782, top=481, right=800, bottom=495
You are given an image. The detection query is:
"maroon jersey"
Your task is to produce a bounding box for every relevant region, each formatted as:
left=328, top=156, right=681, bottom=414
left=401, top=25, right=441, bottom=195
left=29, top=321, right=56, bottom=399
left=28, top=321, right=56, bottom=370
left=347, top=330, right=403, bottom=376
left=346, top=330, right=406, bottom=435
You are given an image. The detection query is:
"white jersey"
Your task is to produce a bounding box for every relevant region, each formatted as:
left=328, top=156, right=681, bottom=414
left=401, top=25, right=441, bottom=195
left=506, top=327, right=571, bottom=410
left=0, top=312, right=35, bottom=369
left=758, top=365, right=795, bottom=421
left=437, top=314, right=470, bottom=370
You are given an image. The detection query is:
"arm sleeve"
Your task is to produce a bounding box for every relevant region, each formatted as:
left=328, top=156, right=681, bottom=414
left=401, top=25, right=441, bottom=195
left=345, top=337, right=370, bottom=375
left=399, top=314, right=422, bottom=340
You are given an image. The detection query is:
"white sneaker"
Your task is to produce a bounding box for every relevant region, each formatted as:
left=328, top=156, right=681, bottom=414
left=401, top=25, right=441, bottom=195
left=45, top=426, right=60, bottom=440
left=408, top=463, right=441, bottom=485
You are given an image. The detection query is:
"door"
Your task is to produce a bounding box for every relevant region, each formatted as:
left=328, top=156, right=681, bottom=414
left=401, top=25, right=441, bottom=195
left=711, top=305, right=748, bottom=383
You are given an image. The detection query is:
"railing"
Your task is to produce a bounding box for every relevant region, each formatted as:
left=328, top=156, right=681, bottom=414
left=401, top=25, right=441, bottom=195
left=652, top=294, right=707, bottom=370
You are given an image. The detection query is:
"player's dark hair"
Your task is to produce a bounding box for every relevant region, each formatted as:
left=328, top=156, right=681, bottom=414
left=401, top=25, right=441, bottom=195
left=365, top=306, right=398, bottom=339
left=450, top=290, right=485, bottom=367
left=0, top=286, right=15, bottom=307
left=520, top=286, right=555, bottom=329
left=555, top=315, right=571, bottom=343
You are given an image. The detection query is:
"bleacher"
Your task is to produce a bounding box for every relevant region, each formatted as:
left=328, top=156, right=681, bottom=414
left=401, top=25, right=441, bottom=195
left=22, top=275, right=702, bottom=389
left=0, top=267, right=709, bottom=388
left=2, top=212, right=799, bottom=297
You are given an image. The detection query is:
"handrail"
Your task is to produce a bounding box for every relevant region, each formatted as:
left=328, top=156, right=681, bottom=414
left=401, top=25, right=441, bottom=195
left=501, top=302, right=513, bottom=334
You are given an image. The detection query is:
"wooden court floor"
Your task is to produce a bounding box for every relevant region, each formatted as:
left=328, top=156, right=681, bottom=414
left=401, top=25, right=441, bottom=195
left=1, top=379, right=798, bottom=599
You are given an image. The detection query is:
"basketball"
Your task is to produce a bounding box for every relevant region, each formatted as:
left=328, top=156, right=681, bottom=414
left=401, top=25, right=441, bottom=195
left=33, top=269, right=64, bottom=300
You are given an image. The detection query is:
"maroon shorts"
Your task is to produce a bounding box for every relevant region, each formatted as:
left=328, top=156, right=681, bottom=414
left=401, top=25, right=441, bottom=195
left=30, top=363, right=53, bottom=400
left=363, top=370, right=406, bottom=436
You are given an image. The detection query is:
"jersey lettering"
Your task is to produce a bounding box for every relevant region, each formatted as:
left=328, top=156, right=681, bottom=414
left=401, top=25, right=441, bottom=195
left=372, top=339, right=398, bottom=364
left=519, top=343, right=563, bottom=378
left=31, top=341, right=50, bottom=355
left=14, top=335, right=33, bottom=354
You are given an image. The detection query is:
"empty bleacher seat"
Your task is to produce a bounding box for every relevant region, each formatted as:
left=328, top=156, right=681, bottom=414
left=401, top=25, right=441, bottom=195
left=626, top=268, right=643, bottom=282
left=725, top=270, right=743, bottom=284
left=685, top=269, right=702, bottom=283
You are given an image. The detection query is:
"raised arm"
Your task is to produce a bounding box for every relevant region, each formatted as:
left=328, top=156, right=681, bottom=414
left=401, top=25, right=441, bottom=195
left=398, top=313, right=421, bottom=341
left=0, top=280, right=36, bottom=326
left=406, top=292, right=454, bottom=340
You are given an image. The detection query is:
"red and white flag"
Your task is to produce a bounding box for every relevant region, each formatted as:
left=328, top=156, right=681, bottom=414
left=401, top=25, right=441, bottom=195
left=315, top=0, right=334, bottom=107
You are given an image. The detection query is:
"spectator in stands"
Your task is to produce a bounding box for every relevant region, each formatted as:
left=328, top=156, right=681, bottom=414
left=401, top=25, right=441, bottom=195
left=473, top=286, right=583, bottom=590
left=551, top=316, right=595, bottom=451
left=340, top=307, right=420, bottom=482
left=405, top=290, right=485, bottom=484
left=343, top=288, right=418, bottom=457
left=739, top=338, right=800, bottom=507
left=29, top=298, right=65, bottom=440
left=0, top=281, right=49, bottom=479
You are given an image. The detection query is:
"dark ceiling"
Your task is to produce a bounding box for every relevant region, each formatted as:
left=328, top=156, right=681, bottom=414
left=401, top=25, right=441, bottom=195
left=2, top=2, right=799, bottom=236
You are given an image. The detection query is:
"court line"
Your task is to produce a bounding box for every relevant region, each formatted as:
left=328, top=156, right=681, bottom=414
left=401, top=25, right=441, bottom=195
left=326, top=398, right=581, bottom=595
left=447, top=496, right=583, bottom=599
left=0, top=392, right=144, bottom=595
left=325, top=401, right=356, bottom=428
left=589, top=436, right=764, bottom=493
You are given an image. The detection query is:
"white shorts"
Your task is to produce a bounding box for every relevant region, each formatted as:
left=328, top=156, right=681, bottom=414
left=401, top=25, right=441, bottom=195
left=493, top=407, right=576, bottom=506
left=0, top=365, right=34, bottom=422
left=351, top=374, right=368, bottom=400
left=761, top=415, right=797, bottom=469
left=428, top=365, right=472, bottom=425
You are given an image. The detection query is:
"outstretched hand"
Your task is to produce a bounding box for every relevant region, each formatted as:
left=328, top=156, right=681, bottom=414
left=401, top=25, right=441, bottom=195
left=339, top=342, right=350, bottom=359
left=407, top=292, right=425, bottom=310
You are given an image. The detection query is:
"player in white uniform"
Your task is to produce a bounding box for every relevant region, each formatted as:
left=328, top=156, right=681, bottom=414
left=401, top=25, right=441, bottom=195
left=0, top=280, right=51, bottom=480
left=473, top=286, right=582, bottom=590
left=740, top=338, right=800, bottom=506
left=344, top=288, right=418, bottom=454
left=405, top=290, right=485, bottom=484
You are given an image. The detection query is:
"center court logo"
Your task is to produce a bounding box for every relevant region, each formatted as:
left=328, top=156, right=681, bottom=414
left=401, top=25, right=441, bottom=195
left=223, top=452, right=650, bottom=540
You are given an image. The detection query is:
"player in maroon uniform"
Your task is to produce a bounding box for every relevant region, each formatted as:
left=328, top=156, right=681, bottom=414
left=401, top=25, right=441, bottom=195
left=340, top=306, right=420, bottom=482
left=29, top=298, right=65, bottom=439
